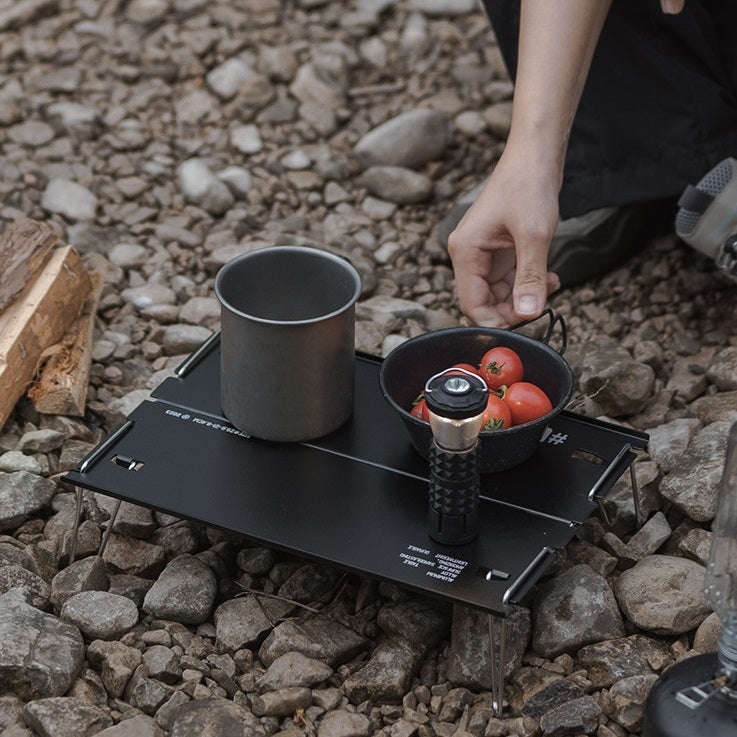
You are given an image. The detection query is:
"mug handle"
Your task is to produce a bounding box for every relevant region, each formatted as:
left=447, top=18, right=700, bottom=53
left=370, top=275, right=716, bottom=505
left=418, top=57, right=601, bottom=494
left=506, top=308, right=567, bottom=355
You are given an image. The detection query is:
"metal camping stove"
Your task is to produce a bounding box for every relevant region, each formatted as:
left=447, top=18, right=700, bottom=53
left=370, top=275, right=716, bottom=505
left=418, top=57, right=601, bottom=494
left=63, top=333, right=648, bottom=716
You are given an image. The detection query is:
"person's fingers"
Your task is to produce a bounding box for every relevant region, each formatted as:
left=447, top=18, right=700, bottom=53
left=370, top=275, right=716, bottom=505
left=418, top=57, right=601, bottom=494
left=660, top=0, right=685, bottom=14
left=450, top=247, right=502, bottom=326
left=511, top=226, right=552, bottom=319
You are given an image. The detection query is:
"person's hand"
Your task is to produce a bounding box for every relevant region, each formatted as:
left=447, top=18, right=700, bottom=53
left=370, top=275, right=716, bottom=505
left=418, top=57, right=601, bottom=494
left=660, top=0, right=685, bottom=13
left=447, top=147, right=561, bottom=328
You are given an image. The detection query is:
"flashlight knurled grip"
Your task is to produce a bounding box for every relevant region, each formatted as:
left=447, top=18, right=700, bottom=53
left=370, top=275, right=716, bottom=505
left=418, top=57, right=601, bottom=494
left=427, top=444, right=480, bottom=545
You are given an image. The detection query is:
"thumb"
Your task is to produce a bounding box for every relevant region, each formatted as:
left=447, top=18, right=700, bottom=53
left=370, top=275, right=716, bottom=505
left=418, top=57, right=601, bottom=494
left=660, top=0, right=685, bottom=14
left=512, top=233, right=550, bottom=319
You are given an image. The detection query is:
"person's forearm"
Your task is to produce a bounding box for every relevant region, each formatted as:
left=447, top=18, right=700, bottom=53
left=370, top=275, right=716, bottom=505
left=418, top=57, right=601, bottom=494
left=506, top=0, right=614, bottom=180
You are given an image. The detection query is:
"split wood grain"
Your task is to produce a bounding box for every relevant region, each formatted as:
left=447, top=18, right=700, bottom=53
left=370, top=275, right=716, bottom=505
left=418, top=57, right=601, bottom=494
left=28, top=271, right=104, bottom=416
left=0, top=217, right=59, bottom=313
left=0, top=245, right=92, bottom=429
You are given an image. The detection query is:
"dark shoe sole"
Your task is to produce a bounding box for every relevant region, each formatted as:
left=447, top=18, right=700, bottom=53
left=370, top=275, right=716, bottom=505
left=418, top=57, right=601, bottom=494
left=549, top=199, right=676, bottom=288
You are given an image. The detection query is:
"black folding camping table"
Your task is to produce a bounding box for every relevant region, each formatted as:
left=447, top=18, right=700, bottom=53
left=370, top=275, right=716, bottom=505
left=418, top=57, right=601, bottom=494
left=63, top=332, right=648, bottom=713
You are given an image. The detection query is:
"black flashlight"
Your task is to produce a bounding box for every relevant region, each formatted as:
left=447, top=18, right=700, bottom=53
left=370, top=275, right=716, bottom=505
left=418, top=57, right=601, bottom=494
left=424, top=368, right=488, bottom=545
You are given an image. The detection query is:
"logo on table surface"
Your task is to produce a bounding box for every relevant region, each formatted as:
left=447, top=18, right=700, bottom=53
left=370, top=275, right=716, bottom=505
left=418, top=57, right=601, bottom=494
left=163, top=408, right=250, bottom=438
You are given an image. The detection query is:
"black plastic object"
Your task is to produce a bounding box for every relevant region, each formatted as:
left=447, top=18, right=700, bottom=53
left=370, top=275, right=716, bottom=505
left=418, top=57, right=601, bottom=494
left=63, top=336, right=647, bottom=617
left=643, top=654, right=737, bottom=737
left=428, top=448, right=481, bottom=546
left=379, top=315, right=574, bottom=473
left=425, top=370, right=487, bottom=545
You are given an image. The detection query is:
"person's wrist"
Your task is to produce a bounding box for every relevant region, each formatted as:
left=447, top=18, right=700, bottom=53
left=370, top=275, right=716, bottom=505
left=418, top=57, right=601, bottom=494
left=498, top=131, right=565, bottom=195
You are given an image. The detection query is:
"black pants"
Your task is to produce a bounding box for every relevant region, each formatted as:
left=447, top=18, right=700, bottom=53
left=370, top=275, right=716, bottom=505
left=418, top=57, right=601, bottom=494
left=481, top=0, right=737, bottom=219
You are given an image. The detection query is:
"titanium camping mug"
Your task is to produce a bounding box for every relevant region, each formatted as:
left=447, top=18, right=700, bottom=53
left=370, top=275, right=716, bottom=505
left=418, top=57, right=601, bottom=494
left=215, top=246, right=362, bottom=442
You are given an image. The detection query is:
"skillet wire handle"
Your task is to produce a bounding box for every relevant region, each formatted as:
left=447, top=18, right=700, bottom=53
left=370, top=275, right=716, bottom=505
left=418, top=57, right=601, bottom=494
left=507, top=308, right=567, bottom=355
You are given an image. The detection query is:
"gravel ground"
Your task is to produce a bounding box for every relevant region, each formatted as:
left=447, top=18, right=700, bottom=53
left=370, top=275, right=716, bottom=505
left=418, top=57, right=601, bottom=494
left=2, top=1, right=737, bottom=736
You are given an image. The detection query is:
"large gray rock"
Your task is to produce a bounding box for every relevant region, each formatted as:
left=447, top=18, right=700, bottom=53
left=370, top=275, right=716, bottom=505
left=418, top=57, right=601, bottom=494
left=707, top=346, right=737, bottom=391
left=0, top=450, right=42, bottom=474
left=354, top=109, right=450, bottom=169
left=259, top=615, right=370, bottom=667
left=95, top=714, right=164, bottom=737
left=376, top=598, right=451, bottom=649
left=126, top=676, right=173, bottom=715
left=206, top=58, right=273, bottom=106
left=356, top=166, right=433, bottom=204
left=142, top=645, right=182, bottom=685
left=177, top=158, right=234, bottom=216
left=120, top=284, right=176, bottom=310
left=90, top=497, right=157, bottom=539
left=659, top=421, right=731, bottom=522
left=60, top=590, right=139, bottom=640
left=16, top=429, right=64, bottom=453
left=614, top=555, right=711, bottom=635
left=445, top=605, right=530, bottom=689
left=601, top=674, right=659, bottom=733
left=317, top=710, right=372, bottom=737
left=50, top=556, right=109, bottom=611
left=256, top=651, right=333, bottom=692
left=230, top=124, right=262, bottom=154
left=532, top=564, right=625, bottom=658
left=342, top=637, right=422, bottom=704
left=538, top=696, right=601, bottom=737
left=142, top=554, right=216, bottom=625
left=691, top=391, right=737, bottom=424
left=575, top=634, right=672, bottom=689
left=694, top=612, right=722, bottom=653
left=162, top=324, right=213, bottom=355
left=41, top=178, right=97, bottom=221
left=646, top=418, right=702, bottom=473
left=214, top=596, right=294, bottom=652
left=624, top=511, right=672, bottom=562
left=277, top=563, right=341, bottom=603
left=0, top=472, right=56, bottom=532
left=577, top=338, right=655, bottom=417
left=0, top=695, right=25, bottom=733
left=126, top=0, right=169, bottom=24
left=508, top=669, right=585, bottom=720
left=87, top=640, right=142, bottom=699
left=0, top=543, right=39, bottom=574
left=251, top=687, right=312, bottom=717
left=0, top=565, right=50, bottom=609
left=169, top=699, right=265, bottom=737
left=103, top=533, right=166, bottom=578
left=0, top=590, right=84, bottom=700
left=22, top=696, right=111, bottom=737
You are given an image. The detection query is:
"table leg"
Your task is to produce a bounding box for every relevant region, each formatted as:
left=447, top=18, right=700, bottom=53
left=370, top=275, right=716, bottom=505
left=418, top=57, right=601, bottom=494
left=630, top=463, right=643, bottom=528
left=488, top=613, right=507, bottom=717
left=68, top=486, right=83, bottom=564
left=97, top=498, right=121, bottom=559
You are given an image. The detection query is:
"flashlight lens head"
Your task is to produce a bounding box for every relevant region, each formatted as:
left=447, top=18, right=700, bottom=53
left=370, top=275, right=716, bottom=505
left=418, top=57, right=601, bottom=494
left=425, top=369, right=488, bottom=420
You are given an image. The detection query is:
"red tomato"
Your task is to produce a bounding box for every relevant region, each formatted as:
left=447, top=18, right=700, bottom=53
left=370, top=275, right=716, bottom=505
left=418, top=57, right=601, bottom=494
left=410, top=394, right=429, bottom=421
left=479, top=347, right=524, bottom=390
left=450, top=363, right=482, bottom=377
left=481, top=394, right=511, bottom=431
left=503, top=382, right=553, bottom=426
